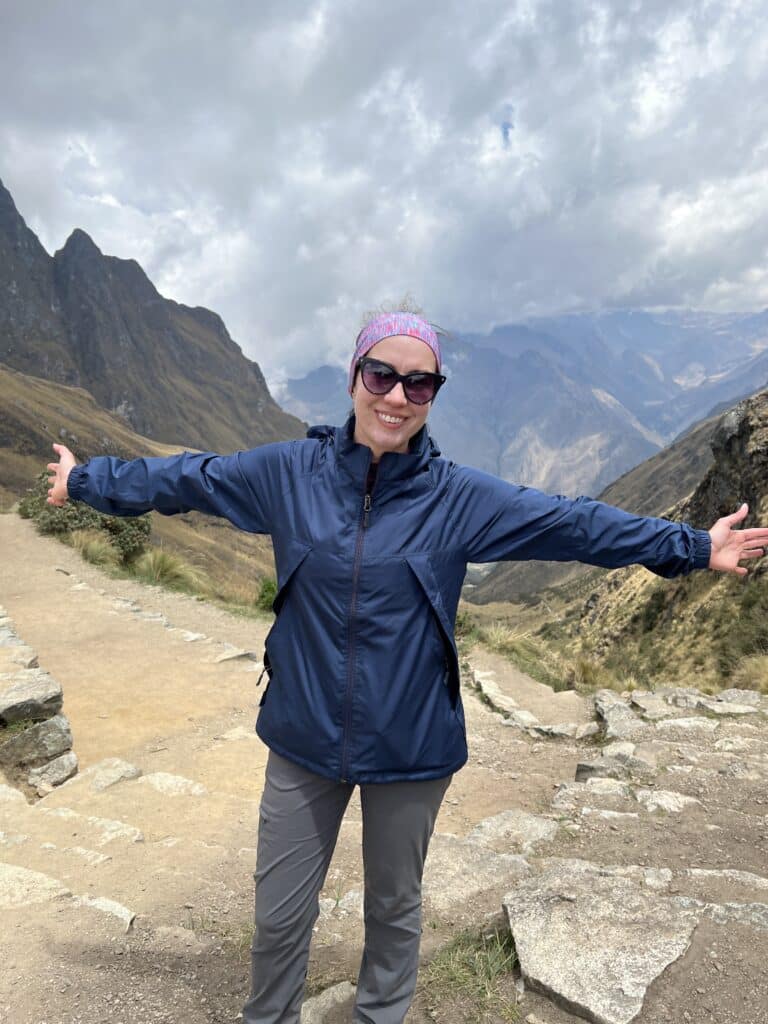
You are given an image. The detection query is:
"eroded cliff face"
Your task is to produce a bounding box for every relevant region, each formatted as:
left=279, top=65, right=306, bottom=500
left=0, top=178, right=304, bottom=452
left=570, top=389, right=768, bottom=691
left=679, top=392, right=768, bottom=529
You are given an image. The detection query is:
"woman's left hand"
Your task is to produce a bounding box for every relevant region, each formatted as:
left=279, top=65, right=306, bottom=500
left=709, top=503, right=768, bottom=575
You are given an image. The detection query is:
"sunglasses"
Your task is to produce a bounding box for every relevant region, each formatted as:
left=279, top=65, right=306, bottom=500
left=357, top=357, right=446, bottom=405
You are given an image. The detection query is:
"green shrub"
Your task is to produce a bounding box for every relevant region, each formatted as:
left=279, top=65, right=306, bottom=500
left=255, top=575, right=278, bottom=613
left=19, top=471, right=150, bottom=563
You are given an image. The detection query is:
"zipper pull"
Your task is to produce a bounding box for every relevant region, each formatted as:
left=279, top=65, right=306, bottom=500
left=363, top=493, right=372, bottom=528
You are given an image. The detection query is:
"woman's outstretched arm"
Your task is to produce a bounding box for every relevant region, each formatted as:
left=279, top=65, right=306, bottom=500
left=46, top=441, right=291, bottom=535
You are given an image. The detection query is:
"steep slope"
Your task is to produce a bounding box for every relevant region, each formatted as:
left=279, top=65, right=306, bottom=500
left=0, top=364, right=275, bottom=594
left=468, top=409, right=721, bottom=603
left=563, top=389, right=768, bottom=690
left=0, top=178, right=304, bottom=452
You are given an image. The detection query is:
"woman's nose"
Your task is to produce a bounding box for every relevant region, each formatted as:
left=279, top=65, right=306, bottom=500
left=384, top=382, right=409, bottom=406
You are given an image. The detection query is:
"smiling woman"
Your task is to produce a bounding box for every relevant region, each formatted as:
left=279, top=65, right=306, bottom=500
left=43, top=305, right=768, bottom=1024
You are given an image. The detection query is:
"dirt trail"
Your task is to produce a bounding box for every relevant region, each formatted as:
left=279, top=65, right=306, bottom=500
left=2, top=514, right=767, bottom=1024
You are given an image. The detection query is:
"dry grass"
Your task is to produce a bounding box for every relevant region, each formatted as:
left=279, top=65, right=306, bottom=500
left=70, top=529, right=121, bottom=568
left=131, top=548, right=207, bottom=592
left=730, top=655, right=768, bottom=695
left=420, top=926, right=519, bottom=1023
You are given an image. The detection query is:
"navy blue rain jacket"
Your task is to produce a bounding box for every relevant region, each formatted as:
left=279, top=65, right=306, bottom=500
left=68, top=417, right=711, bottom=783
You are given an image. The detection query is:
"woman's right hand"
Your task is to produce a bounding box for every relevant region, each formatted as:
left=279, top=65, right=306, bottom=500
left=46, top=444, right=78, bottom=507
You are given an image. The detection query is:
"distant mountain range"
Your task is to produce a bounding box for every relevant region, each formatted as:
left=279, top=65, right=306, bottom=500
left=279, top=310, right=768, bottom=497
left=3, top=172, right=768, bottom=506
left=0, top=178, right=304, bottom=453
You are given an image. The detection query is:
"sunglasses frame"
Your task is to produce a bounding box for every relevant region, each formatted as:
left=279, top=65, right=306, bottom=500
left=357, top=357, right=447, bottom=405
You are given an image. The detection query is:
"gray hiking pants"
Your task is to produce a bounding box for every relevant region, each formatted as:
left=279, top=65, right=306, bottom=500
left=241, top=751, right=451, bottom=1024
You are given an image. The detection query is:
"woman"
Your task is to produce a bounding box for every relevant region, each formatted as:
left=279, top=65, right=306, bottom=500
left=47, top=310, right=768, bottom=1024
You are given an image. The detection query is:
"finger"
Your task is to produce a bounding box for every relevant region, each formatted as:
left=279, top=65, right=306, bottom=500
left=738, top=529, right=768, bottom=541
left=740, top=548, right=765, bottom=559
left=723, top=503, right=749, bottom=526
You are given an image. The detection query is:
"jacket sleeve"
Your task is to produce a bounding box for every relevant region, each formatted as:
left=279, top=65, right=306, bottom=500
left=67, top=443, right=293, bottom=535
left=450, top=465, right=711, bottom=578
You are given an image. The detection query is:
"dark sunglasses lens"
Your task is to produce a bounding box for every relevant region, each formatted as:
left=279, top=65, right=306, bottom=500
left=404, top=374, right=437, bottom=404
left=361, top=362, right=396, bottom=394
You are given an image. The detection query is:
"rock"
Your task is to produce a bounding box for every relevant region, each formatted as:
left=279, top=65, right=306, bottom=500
left=655, top=717, right=718, bottom=733
left=575, top=760, right=625, bottom=783
left=74, top=894, right=136, bottom=931
left=575, top=722, right=600, bottom=739
left=39, top=807, right=144, bottom=846
left=0, top=862, right=70, bottom=907
left=503, top=865, right=698, bottom=1024
left=75, top=757, right=142, bottom=791
left=695, top=698, right=758, bottom=716
left=714, top=736, right=758, bottom=752
left=634, top=789, right=701, bottom=813
left=468, top=809, right=558, bottom=854
left=532, top=722, right=579, bottom=739
left=602, top=741, right=636, bottom=761
left=0, top=670, right=63, bottom=724
left=137, top=772, right=207, bottom=796
left=500, top=709, right=540, bottom=730
left=630, top=693, right=671, bottom=720
left=0, top=714, right=72, bottom=767
left=181, top=631, right=207, bottom=643
left=717, top=688, right=762, bottom=706
left=580, top=808, right=639, bottom=822
left=0, top=645, right=38, bottom=671
left=594, top=691, right=646, bottom=740
left=585, top=778, right=632, bottom=798
left=423, top=833, right=530, bottom=914
left=300, top=981, right=356, bottom=1022
left=214, top=647, right=258, bottom=663
left=28, top=750, right=78, bottom=793
left=0, top=783, right=27, bottom=803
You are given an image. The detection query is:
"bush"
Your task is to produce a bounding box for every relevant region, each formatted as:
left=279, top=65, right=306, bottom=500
left=255, top=576, right=278, bottom=613
left=19, top=471, right=150, bottom=563
left=131, top=548, right=206, bottom=591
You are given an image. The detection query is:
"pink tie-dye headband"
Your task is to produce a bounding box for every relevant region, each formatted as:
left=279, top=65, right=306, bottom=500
left=348, top=312, right=442, bottom=394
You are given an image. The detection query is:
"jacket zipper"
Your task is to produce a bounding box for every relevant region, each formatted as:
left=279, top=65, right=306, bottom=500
left=340, top=462, right=373, bottom=782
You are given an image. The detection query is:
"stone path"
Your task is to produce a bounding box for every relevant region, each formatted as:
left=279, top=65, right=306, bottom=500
left=1, top=514, right=768, bottom=1024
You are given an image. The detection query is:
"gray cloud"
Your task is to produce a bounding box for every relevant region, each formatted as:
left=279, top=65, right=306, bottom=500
left=2, top=0, right=768, bottom=379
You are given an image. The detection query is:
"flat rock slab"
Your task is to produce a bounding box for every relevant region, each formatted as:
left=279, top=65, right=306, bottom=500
left=300, top=981, right=356, bottom=1022
left=503, top=865, right=698, bottom=1024
left=0, top=670, right=62, bottom=724
left=0, top=862, right=70, bottom=907
left=423, top=833, right=530, bottom=914
left=136, top=772, right=207, bottom=796
left=467, top=808, right=559, bottom=854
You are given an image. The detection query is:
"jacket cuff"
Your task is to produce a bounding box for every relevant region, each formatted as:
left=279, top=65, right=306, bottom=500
left=67, top=463, right=88, bottom=502
left=692, top=528, right=712, bottom=571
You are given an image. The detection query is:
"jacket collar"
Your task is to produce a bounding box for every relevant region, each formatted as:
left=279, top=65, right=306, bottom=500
left=307, top=415, right=440, bottom=488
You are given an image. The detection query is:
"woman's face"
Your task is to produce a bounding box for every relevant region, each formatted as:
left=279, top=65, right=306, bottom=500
left=352, top=334, right=437, bottom=461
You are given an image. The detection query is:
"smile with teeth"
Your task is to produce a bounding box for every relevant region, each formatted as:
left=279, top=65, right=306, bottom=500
left=376, top=411, right=406, bottom=426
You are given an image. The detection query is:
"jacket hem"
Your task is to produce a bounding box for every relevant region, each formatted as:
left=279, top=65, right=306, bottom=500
left=257, top=720, right=466, bottom=784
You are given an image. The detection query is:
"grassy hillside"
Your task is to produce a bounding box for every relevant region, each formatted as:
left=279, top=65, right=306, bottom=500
left=0, top=364, right=276, bottom=600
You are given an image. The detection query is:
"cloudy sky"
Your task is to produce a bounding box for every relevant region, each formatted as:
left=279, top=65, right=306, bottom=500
left=2, top=0, right=768, bottom=381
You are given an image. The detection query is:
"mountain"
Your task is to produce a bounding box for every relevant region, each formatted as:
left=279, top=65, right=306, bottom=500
left=467, top=407, right=722, bottom=603
left=280, top=310, right=768, bottom=499
left=0, top=178, right=304, bottom=453
left=278, top=338, right=661, bottom=497
left=559, top=388, right=768, bottom=690
left=0, top=363, right=275, bottom=594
